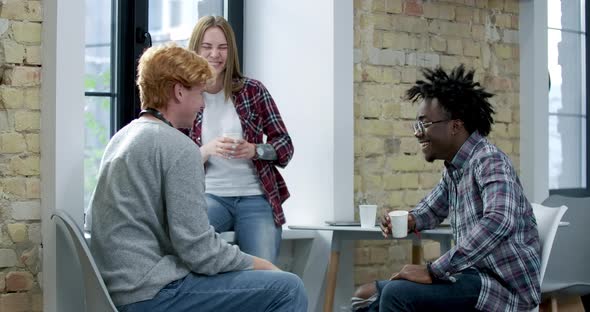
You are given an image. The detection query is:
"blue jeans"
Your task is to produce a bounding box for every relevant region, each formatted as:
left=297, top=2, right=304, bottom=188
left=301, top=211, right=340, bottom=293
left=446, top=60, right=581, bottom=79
left=206, top=194, right=281, bottom=263
left=117, top=270, right=307, bottom=312
left=368, top=269, right=481, bottom=312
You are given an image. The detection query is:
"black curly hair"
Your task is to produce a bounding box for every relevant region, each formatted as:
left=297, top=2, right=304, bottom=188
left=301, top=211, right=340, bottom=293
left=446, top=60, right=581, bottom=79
left=406, top=64, right=495, bottom=136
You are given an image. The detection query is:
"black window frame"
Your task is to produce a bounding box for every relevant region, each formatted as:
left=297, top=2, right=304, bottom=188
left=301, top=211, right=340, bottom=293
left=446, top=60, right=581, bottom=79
left=84, top=0, right=244, bottom=136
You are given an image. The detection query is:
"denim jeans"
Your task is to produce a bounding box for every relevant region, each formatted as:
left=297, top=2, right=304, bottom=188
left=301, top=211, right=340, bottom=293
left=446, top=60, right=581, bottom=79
left=117, top=270, right=307, bottom=312
left=206, top=194, right=282, bottom=263
left=366, top=268, right=481, bottom=312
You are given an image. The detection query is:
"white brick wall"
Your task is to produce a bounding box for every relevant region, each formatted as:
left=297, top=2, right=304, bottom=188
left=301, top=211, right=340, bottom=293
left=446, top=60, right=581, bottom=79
left=0, top=1, right=43, bottom=309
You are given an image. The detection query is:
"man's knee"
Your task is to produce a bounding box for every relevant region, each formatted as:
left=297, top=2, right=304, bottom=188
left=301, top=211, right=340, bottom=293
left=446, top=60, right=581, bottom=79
left=289, top=273, right=307, bottom=301
left=281, top=272, right=304, bottom=289
left=379, top=280, right=413, bottom=308
left=268, top=272, right=304, bottom=296
left=353, top=282, right=377, bottom=299
left=273, top=272, right=307, bottom=310
left=380, top=280, right=407, bottom=297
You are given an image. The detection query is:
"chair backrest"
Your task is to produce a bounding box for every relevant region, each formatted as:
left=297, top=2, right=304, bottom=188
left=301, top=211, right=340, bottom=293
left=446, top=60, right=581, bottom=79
left=531, top=203, right=568, bottom=285
left=52, top=210, right=118, bottom=312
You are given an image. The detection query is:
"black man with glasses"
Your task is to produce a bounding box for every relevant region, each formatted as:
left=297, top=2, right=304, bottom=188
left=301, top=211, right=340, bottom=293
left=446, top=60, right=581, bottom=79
left=352, top=65, right=541, bottom=312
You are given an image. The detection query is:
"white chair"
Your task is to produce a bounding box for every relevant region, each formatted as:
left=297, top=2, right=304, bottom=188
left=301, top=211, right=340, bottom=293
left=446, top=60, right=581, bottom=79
left=540, top=195, right=590, bottom=310
left=530, top=203, right=568, bottom=312
left=52, top=210, right=118, bottom=312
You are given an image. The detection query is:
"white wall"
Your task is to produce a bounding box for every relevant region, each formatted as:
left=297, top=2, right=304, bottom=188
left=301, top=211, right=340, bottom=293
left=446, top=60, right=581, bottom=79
left=243, top=2, right=353, bottom=311
left=243, top=0, right=354, bottom=225
left=520, top=0, right=549, bottom=203
left=41, top=0, right=86, bottom=311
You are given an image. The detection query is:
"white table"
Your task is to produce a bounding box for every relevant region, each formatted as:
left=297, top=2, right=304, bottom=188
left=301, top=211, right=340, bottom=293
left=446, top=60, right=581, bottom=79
left=288, top=225, right=454, bottom=312
left=288, top=222, right=570, bottom=312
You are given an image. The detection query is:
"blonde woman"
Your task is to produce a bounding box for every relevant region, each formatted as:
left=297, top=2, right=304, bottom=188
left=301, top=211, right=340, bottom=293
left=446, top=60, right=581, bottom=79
left=185, top=16, right=293, bottom=263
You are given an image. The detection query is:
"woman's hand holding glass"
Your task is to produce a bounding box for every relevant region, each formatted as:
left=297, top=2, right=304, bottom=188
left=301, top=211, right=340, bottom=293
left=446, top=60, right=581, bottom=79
left=201, top=136, right=256, bottom=160
left=220, top=136, right=256, bottom=159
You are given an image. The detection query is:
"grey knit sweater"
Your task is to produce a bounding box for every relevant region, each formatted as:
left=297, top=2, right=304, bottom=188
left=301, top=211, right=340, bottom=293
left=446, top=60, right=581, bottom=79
left=88, top=119, right=253, bottom=306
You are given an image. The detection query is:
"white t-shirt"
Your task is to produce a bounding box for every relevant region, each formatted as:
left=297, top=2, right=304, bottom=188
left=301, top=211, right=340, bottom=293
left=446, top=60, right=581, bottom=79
left=201, top=90, right=264, bottom=196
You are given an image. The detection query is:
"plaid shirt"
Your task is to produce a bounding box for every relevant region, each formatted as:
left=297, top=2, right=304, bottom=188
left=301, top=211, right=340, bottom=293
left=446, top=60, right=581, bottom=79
left=188, top=77, right=293, bottom=226
left=411, top=132, right=541, bottom=312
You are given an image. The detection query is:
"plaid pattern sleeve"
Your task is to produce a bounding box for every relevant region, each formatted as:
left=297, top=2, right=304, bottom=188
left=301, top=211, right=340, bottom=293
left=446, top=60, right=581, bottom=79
left=247, top=79, right=293, bottom=168
left=411, top=174, right=450, bottom=231
left=416, top=132, right=541, bottom=312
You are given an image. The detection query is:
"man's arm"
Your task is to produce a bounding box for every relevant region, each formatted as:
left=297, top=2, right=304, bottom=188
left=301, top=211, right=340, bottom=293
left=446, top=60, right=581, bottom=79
left=164, top=148, right=254, bottom=275
left=410, top=174, right=450, bottom=231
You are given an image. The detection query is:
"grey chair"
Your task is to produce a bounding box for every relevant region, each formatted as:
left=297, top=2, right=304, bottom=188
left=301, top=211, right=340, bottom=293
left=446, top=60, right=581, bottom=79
left=541, top=195, right=590, bottom=301
left=52, top=210, right=118, bottom=312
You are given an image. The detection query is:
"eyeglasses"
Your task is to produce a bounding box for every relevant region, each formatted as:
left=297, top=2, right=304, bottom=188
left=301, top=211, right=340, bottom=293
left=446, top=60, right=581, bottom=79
left=412, top=119, right=451, bottom=135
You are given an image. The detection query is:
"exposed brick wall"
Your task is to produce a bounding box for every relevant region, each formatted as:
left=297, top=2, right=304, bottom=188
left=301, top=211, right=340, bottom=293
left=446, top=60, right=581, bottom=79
left=0, top=0, right=43, bottom=310
left=353, top=0, right=520, bottom=286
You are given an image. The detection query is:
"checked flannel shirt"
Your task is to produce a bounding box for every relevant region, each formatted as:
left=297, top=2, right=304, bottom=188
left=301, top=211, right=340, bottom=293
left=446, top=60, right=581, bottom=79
left=188, top=77, right=293, bottom=226
left=411, top=131, right=541, bottom=312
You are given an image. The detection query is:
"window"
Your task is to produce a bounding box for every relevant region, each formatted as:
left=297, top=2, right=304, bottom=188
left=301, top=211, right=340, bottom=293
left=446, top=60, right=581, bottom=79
left=149, top=0, right=219, bottom=47
left=548, top=0, right=590, bottom=195
left=84, top=0, right=242, bottom=208
left=84, top=0, right=115, bottom=208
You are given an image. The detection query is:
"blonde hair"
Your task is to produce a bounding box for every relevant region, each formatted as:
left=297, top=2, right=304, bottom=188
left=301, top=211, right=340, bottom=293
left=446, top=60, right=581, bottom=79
left=188, top=15, right=243, bottom=100
left=137, top=43, right=214, bottom=110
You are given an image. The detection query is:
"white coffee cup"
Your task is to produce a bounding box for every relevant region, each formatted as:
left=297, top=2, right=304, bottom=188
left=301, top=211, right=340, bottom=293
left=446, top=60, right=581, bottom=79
left=359, top=204, right=378, bottom=228
left=388, top=210, right=409, bottom=238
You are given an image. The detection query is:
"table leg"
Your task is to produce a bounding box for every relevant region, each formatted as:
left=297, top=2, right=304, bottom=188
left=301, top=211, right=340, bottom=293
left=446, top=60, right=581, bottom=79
left=412, top=243, right=423, bottom=265
left=323, top=232, right=342, bottom=312
left=323, top=250, right=339, bottom=312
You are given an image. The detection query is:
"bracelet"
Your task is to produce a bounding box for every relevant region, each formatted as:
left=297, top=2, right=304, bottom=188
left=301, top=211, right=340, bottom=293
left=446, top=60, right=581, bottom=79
left=254, top=143, right=278, bottom=161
